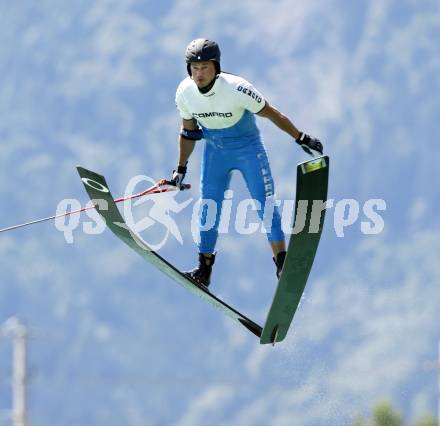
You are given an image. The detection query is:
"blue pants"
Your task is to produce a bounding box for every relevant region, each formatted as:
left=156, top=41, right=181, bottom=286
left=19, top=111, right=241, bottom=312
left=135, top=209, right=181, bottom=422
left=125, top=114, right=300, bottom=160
left=198, top=137, right=285, bottom=253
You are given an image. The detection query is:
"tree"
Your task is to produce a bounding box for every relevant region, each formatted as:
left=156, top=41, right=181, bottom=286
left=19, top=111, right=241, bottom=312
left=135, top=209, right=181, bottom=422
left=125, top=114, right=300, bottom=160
left=412, top=414, right=437, bottom=426
left=352, top=400, right=437, bottom=426
left=372, top=401, right=402, bottom=426
left=351, top=401, right=401, bottom=426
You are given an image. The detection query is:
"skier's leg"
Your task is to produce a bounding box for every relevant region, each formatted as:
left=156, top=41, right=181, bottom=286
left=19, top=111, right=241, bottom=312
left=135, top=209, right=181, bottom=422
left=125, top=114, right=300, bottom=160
left=197, top=144, right=232, bottom=254
left=239, top=143, right=286, bottom=278
left=186, top=143, right=231, bottom=286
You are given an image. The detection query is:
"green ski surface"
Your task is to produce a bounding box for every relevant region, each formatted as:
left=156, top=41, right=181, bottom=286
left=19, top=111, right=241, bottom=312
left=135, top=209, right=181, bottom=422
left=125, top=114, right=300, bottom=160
left=77, top=166, right=263, bottom=338
left=260, top=156, right=329, bottom=345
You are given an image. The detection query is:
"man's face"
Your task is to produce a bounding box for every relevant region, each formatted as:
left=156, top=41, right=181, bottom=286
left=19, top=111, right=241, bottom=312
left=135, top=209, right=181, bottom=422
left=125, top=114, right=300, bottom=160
left=190, top=61, right=216, bottom=88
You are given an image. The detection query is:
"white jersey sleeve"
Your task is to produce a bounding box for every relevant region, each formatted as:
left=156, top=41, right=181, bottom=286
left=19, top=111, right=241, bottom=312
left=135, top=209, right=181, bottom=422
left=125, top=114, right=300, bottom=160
left=234, top=77, right=266, bottom=114
left=175, top=81, right=194, bottom=120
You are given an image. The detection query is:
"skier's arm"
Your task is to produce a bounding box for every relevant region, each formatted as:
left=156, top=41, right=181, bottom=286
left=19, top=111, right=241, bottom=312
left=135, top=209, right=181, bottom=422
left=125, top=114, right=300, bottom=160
left=177, top=118, right=199, bottom=167
left=257, top=102, right=301, bottom=139
left=171, top=118, right=202, bottom=188
left=257, top=102, right=323, bottom=155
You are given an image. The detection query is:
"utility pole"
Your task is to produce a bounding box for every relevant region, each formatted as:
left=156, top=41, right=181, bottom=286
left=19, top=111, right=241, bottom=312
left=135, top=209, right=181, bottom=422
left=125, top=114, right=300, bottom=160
left=2, top=318, right=28, bottom=426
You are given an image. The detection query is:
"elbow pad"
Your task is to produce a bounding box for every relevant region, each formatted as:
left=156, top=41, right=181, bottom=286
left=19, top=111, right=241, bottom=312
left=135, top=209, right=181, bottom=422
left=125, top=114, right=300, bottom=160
left=180, top=127, right=203, bottom=141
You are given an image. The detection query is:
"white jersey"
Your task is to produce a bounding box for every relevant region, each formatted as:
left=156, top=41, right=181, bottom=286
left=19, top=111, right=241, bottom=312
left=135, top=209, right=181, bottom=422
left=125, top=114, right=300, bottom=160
left=175, top=72, right=266, bottom=130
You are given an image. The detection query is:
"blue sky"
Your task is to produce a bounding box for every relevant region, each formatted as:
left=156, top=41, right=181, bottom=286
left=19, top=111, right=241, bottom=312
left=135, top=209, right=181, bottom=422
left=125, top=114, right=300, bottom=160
left=0, top=1, right=439, bottom=425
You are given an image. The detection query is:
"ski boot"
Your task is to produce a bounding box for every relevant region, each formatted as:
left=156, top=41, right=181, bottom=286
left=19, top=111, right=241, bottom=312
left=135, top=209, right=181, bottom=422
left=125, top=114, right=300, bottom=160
left=273, top=251, right=287, bottom=279
left=185, top=253, right=216, bottom=288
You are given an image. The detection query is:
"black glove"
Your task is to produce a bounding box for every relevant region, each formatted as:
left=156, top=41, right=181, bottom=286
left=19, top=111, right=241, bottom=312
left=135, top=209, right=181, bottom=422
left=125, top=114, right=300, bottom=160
left=295, top=132, right=323, bottom=156
left=171, top=164, right=187, bottom=189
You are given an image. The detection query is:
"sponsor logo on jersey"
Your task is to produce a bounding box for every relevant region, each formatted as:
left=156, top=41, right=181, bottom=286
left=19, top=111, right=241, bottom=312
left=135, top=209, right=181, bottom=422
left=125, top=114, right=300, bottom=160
left=237, top=86, right=263, bottom=103
left=193, top=112, right=233, bottom=118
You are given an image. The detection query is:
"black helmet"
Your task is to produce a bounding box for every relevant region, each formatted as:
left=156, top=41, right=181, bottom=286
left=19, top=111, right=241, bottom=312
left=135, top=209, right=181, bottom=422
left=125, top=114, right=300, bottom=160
left=185, top=38, right=221, bottom=76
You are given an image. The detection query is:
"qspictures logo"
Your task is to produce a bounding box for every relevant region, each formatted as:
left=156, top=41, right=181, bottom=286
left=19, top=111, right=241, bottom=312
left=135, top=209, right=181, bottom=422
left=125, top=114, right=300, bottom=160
left=54, top=174, right=387, bottom=249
